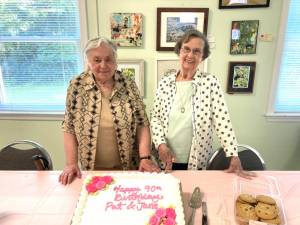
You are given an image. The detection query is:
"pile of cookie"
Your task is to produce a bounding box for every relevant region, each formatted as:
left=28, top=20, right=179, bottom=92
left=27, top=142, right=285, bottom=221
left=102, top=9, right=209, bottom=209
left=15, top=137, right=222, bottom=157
left=236, top=194, right=281, bottom=225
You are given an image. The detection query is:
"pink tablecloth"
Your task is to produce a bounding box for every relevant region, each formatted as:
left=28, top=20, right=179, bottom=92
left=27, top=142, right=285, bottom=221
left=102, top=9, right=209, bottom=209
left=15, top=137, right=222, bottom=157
left=0, top=171, right=299, bottom=225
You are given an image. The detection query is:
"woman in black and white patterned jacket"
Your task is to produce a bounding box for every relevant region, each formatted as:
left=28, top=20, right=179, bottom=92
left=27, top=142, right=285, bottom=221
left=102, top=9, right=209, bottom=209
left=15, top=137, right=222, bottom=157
left=151, top=29, right=253, bottom=178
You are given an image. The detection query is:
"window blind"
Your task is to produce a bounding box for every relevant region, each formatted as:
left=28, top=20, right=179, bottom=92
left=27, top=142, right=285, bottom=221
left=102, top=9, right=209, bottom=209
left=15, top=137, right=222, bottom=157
left=275, top=0, right=300, bottom=113
left=0, top=0, right=82, bottom=112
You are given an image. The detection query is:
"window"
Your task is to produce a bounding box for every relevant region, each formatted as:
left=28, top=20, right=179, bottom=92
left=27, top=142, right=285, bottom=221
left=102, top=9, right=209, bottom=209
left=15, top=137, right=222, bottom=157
left=268, top=0, right=300, bottom=120
left=0, top=0, right=86, bottom=118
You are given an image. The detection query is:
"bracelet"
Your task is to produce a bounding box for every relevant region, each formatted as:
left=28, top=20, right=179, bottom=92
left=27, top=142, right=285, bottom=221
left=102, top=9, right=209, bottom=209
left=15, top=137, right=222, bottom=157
left=140, top=155, right=151, bottom=160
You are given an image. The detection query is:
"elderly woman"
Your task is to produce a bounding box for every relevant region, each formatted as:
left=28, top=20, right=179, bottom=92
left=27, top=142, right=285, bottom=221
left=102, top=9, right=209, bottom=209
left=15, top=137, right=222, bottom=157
left=59, top=37, right=159, bottom=185
left=151, top=29, right=253, bottom=178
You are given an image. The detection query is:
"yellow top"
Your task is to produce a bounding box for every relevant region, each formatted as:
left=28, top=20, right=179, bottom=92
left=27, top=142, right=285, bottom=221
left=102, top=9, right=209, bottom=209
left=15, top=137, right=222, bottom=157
left=95, top=90, right=121, bottom=170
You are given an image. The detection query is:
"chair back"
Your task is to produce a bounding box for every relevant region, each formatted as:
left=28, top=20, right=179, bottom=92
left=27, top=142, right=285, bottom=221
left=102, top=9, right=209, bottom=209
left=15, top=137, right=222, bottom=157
left=0, top=140, right=53, bottom=170
left=207, top=144, right=265, bottom=170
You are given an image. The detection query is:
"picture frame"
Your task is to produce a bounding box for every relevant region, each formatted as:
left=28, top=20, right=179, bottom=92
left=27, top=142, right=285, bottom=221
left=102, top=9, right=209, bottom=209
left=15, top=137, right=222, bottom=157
left=219, top=0, right=270, bottom=9
left=117, top=59, right=144, bottom=96
left=156, top=8, right=209, bottom=51
left=156, top=58, right=208, bottom=87
left=227, top=61, right=256, bottom=94
left=111, top=13, right=143, bottom=47
left=230, top=20, right=259, bottom=55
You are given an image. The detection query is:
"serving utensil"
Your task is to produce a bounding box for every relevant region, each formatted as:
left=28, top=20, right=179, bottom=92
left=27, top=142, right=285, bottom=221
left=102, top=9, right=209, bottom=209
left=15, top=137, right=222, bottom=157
left=187, top=187, right=201, bottom=225
left=202, top=201, right=208, bottom=225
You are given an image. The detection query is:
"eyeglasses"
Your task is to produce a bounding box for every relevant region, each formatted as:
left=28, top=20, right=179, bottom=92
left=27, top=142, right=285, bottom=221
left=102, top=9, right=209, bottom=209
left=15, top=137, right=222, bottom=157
left=180, top=46, right=203, bottom=56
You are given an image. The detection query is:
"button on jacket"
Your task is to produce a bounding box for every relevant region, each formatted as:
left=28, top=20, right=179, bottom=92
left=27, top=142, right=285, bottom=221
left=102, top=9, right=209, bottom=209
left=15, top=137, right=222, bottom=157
left=151, top=70, right=238, bottom=170
left=62, top=71, right=149, bottom=170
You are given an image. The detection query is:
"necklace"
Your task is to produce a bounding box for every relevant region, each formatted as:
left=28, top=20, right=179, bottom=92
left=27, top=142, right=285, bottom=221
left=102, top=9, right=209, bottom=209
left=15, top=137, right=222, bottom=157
left=176, top=81, right=192, bottom=114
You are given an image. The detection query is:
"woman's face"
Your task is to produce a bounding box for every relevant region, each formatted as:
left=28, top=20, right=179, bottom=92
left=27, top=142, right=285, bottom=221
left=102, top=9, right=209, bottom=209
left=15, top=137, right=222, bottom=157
left=179, top=37, right=205, bottom=72
left=86, top=43, right=117, bottom=82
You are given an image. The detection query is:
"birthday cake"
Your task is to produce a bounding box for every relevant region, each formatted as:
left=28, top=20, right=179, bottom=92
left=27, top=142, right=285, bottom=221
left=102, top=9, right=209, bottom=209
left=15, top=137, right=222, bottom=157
left=71, top=172, right=185, bottom=225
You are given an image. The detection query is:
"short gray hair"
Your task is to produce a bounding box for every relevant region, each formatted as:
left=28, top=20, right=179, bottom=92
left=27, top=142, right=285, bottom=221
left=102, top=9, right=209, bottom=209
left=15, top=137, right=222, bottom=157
left=83, top=37, right=118, bottom=64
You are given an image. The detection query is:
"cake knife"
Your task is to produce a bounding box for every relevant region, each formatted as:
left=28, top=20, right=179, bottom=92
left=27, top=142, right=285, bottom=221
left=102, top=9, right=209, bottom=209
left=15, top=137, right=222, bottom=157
left=202, top=201, right=208, bottom=225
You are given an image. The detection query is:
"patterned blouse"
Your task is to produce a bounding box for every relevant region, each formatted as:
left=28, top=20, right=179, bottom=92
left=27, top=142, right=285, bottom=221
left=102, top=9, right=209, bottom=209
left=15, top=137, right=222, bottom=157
left=62, top=71, right=149, bottom=170
left=151, top=70, right=238, bottom=170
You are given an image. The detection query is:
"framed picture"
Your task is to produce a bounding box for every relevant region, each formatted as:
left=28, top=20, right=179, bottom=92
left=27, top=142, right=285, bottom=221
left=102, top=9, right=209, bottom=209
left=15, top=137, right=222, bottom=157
left=219, top=0, right=270, bottom=9
left=230, top=20, right=259, bottom=55
left=156, top=8, right=209, bottom=51
left=156, top=58, right=208, bottom=87
left=227, top=61, right=256, bottom=94
left=117, top=59, right=144, bottom=96
left=111, top=13, right=143, bottom=47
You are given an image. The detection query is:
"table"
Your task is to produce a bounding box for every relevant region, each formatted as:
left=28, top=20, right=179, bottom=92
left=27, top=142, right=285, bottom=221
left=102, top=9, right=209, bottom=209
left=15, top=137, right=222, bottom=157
left=0, top=171, right=299, bottom=225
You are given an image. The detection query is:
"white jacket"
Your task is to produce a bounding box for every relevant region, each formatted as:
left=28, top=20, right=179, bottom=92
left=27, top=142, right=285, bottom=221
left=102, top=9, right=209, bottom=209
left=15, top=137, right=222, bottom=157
left=151, top=70, right=238, bottom=170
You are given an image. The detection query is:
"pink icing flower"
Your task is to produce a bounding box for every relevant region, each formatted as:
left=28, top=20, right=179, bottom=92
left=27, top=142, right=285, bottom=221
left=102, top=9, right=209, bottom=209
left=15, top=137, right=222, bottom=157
left=155, top=208, right=166, bottom=218
left=165, top=208, right=176, bottom=220
left=86, top=183, right=97, bottom=193
left=163, top=217, right=176, bottom=225
left=148, top=207, right=177, bottom=225
left=86, top=176, right=114, bottom=194
left=149, top=215, right=161, bottom=225
left=91, top=176, right=102, bottom=183
left=101, top=176, right=113, bottom=184
left=95, top=180, right=106, bottom=190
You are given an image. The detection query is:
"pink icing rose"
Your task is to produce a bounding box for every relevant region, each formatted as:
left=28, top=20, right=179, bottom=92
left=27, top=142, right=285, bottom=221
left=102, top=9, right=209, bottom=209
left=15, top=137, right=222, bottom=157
left=148, top=207, right=177, bottom=225
left=95, top=180, right=106, bottom=190
left=165, top=208, right=176, bottom=219
left=149, top=215, right=161, bottom=225
left=91, top=176, right=102, bottom=183
left=155, top=208, right=166, bottom=218
left=86, top=176, right=114, bottom=194
left=164, top=217, right=176, bottom=225
left=86, top=183, right=98, bottom=193
left=101, top=176, right=113, bottom=184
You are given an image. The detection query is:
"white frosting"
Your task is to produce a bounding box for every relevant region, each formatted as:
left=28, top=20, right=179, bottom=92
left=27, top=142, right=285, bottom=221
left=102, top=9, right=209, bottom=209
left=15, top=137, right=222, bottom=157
left=71, top=172, right=185, bottom=225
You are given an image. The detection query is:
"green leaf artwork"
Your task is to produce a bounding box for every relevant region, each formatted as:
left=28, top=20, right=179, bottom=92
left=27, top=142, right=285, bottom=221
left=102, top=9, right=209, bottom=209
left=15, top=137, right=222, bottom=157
left=121, top=68, right=135, bottom=80
left=230, top=20, right=259, bottom=54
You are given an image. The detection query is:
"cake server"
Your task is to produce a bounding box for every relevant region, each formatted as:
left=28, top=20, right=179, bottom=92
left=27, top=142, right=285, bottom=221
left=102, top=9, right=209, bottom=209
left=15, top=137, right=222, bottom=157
left=187, top=187, right=201, bottom=225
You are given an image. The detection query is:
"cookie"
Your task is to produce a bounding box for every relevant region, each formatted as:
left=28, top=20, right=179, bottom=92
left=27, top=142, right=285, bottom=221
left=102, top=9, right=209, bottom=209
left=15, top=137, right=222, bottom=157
left=236, top=198, right=248, bottom=204
left=255, top=202, right=278, bottom=220
left=256, top=195, right=276, bottom=205
left=260, top=215, right=281, bottom=225
left=236, top=201, right=245, bottom=209
left=236, top=203, right=258, bottom=221
left=238, top=194, right=257, bottom=204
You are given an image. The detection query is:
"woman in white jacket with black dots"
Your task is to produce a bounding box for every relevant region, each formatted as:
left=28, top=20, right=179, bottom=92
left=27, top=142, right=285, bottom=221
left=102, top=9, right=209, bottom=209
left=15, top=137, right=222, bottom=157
left=151, top=29, right=254, bottom=178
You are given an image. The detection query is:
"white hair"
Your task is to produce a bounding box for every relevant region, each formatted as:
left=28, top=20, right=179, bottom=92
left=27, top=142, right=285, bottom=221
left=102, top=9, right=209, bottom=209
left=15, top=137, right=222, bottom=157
left=83, top=37, right=117, bottom=71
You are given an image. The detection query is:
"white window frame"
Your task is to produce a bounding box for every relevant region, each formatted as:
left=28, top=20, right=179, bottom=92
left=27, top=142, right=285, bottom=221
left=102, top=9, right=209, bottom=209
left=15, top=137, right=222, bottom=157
left=0, top=0, right=88, bottom=121
left=266, top=0, right=300, bottom=121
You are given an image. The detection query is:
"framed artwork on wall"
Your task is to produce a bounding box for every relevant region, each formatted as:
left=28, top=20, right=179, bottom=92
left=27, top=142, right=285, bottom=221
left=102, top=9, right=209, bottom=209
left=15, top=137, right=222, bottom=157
left=227, top=61, right=256, bottom=94
left=230, top=20, right=259, bottom=55
left=219, top=0, right=270, bottom=9
left=111, top=13, right=143, bottom=47
left=156, top=8, right=209, bottom=51
left=156, top=58, right=208, bottom=87
left=117, top=59, right=144, bottom=96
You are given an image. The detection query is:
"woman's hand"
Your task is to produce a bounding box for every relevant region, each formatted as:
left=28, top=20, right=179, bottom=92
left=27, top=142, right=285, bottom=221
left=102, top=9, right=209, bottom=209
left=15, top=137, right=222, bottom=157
left=59, top=164, right=82, bottom=185
left=139, top=159, right=161, bottom=173
left=224, top=156, right=256, bottom=179
left=158, top=144, right=176, bottom=172
left=60, top=132, right=80, bottom=185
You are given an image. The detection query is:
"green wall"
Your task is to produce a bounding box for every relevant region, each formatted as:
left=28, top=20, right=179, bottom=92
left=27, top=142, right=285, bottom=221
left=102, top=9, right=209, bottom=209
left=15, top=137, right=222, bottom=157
left=1, top=0, right=299, bottom=170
